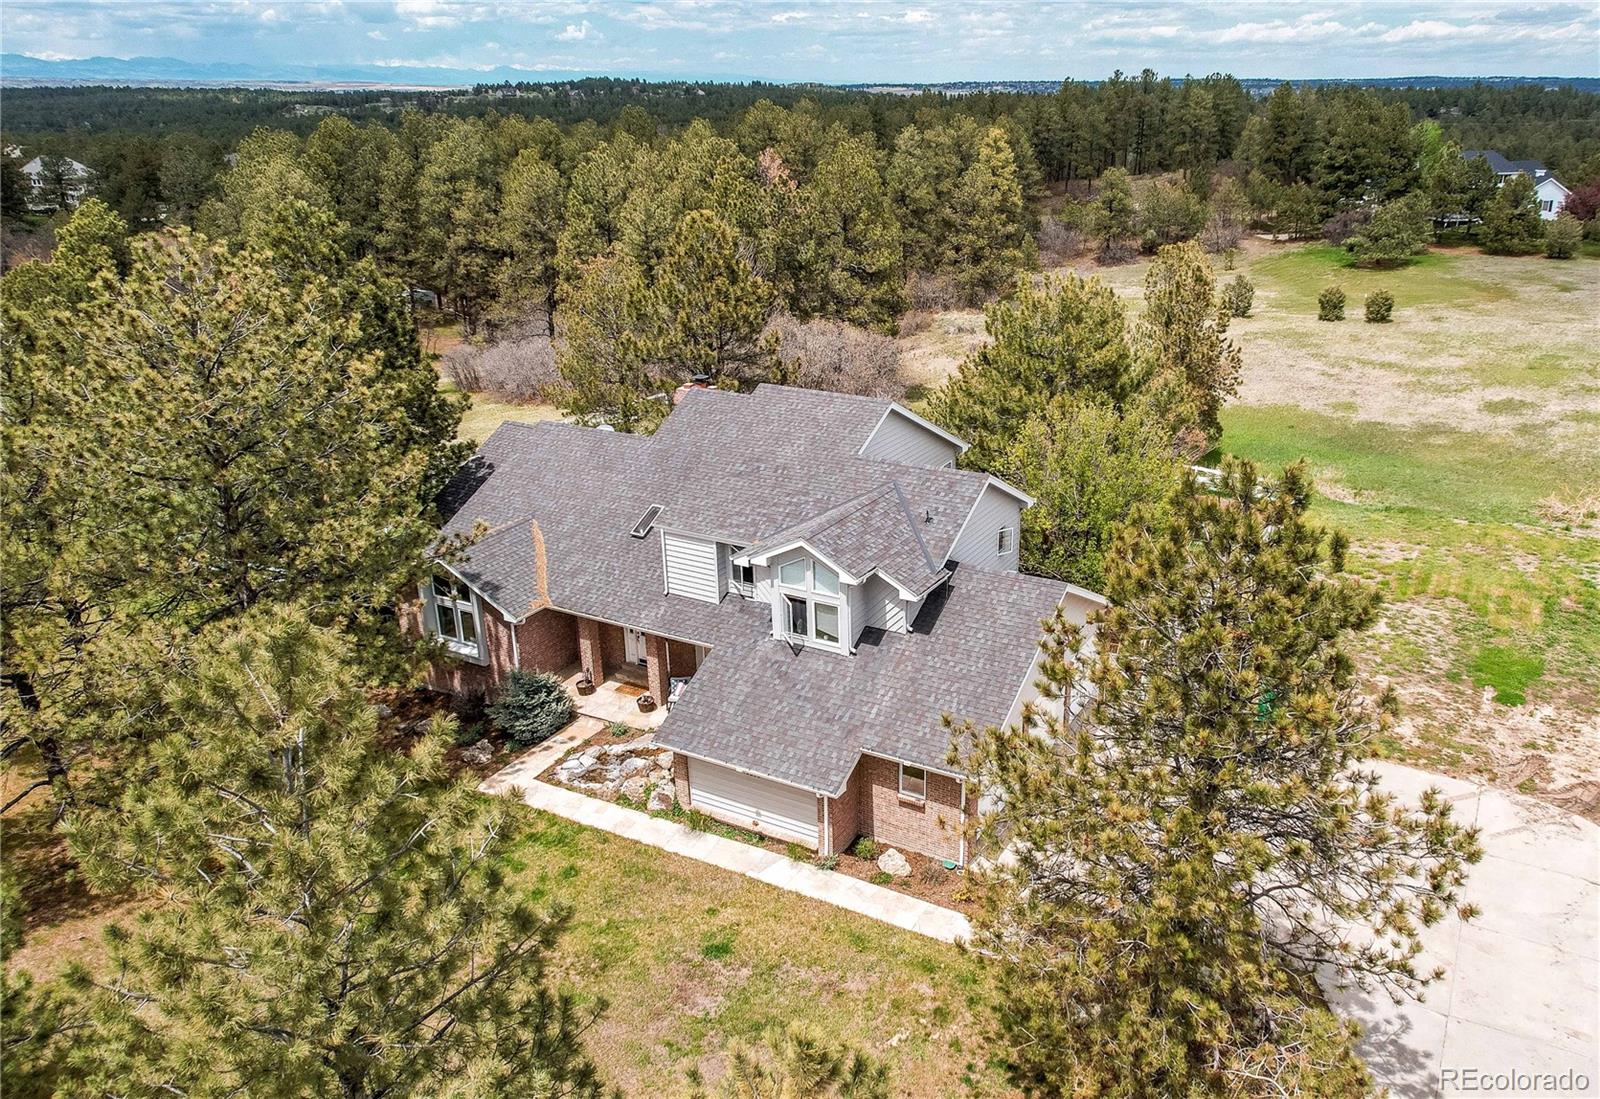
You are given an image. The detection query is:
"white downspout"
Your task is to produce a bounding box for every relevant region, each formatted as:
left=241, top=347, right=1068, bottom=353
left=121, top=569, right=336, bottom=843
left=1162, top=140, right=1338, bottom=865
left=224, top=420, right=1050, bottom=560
left=958, top=778, right=967, bottom=867
left=821, top=795, right=831, bottom=856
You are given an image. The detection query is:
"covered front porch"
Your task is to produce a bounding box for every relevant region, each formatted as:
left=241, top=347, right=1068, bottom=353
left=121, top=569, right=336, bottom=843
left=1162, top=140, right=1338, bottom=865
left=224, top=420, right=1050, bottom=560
left=566, top=617, right=707, bottom=730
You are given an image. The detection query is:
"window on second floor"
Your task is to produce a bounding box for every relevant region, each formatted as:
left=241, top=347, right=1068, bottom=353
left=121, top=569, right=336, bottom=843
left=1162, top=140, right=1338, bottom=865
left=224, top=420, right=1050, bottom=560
left=777, top=555, right=844, bottom=650
left=997, top=527, right=1014, bottom=555
left=899, top=763, right=926, bottom=801
left=778, top=555, right=838, bottom=595
left=423, top=574, right=483, bottom=661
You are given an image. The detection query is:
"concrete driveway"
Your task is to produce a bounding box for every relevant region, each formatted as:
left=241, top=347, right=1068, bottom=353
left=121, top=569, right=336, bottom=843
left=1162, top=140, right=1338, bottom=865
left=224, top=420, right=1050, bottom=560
left=1330, top=761, right=1599, bottom=1098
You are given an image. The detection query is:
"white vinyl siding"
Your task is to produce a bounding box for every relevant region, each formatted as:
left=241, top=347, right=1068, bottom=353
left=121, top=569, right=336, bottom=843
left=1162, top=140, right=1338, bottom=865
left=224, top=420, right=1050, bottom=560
left=860, top=409, right=962, bottom=469
left=860, top=574, right=907, bottom=634
left=663, top=531, right=721, bottom=603
left=948, top=483, right=1023, bottom=573
left=848, top=579, right=868, bottom=644
left=687, top=759, right=818, bottom=846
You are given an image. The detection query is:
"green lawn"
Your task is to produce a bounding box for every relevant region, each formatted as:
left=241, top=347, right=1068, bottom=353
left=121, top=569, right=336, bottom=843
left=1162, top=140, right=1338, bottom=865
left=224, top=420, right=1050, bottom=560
left=445, top=383, right=565, bottom=444
left=502, top=808, right=1008, bottom=1097
left=1213, top=243, right=1600, bottom=787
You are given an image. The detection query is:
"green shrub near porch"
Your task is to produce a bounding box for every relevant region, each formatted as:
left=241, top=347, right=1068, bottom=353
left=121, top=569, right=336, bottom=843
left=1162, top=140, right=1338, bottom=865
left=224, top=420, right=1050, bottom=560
left=487, top=671, right=573, bottom=745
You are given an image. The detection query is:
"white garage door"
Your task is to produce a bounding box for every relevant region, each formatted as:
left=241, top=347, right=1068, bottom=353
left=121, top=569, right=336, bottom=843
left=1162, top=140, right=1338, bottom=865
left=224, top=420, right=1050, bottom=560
left=688, top=759, right=818, bottom=846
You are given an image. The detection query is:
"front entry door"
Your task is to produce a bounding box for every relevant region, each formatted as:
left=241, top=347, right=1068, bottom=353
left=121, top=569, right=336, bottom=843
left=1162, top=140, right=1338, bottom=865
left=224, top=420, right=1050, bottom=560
left=624, top=627, right=648, bottom=666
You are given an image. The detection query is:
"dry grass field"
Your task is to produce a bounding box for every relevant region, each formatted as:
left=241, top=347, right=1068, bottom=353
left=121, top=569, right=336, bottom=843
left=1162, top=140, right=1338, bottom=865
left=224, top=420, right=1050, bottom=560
left=902, top=240, right=1600, bottom=815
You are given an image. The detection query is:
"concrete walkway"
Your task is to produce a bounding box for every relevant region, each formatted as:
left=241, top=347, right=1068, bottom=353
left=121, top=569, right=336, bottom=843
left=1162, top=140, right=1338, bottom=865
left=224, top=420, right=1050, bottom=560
left=481, top=746, right=973, bottom=945
left=1332, top=761, right=1599, bottom=1098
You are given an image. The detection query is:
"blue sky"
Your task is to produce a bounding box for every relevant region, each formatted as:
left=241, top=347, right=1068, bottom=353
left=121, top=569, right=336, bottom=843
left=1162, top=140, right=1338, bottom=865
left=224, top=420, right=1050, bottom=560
left=3, top=1, right=1597, bottom=82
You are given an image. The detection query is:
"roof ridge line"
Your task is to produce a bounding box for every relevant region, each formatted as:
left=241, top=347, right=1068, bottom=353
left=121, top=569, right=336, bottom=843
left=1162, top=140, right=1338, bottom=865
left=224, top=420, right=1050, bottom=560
left=890, top=481, right=942, bottom=576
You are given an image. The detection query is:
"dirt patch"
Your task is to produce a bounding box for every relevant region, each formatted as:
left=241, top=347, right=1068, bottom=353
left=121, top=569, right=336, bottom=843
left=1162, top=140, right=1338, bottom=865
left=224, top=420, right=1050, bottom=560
left=1362, top=599, right=1600, bottom=821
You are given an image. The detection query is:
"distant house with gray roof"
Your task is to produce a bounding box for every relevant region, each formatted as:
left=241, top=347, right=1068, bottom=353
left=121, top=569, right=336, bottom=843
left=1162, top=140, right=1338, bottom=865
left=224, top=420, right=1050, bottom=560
left=415, top=383, right=1102, bottom=864
left=1464, top=149, right=1571, bottom=219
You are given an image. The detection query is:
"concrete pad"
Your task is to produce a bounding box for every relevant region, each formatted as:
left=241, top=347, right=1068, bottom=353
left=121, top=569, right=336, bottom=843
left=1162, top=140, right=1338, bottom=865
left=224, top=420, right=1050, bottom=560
left=1439, top=1018, right=1599, bottom=1097
left=1347, top=990, right=1449, bottom=1099
left=1371, top=760, right=1485, bottom=808
left=1461, top=855, right=1599, bottom=960
left=1446, top=925, right=1598, bottom=1054
left=1472, top=792, right=1600, bottom=884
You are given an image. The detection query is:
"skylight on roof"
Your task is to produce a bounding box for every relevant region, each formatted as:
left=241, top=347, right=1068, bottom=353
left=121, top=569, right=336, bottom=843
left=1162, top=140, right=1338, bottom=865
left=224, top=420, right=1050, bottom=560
left=630, top=504, right=663, bottom=539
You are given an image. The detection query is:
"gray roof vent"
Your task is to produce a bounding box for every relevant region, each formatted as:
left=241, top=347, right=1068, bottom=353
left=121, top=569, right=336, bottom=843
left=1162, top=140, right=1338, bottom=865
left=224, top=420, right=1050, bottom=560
left=630, top=504, right=663, bottom=539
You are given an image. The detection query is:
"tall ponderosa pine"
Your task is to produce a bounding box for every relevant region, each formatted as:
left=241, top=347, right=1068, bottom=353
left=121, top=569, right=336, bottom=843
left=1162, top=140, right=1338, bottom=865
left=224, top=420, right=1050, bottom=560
left=928, top=273, right=1136, bottom=471
left=1, top=206, right=463, bottom=811
left=795, top=136, right=906, bottom=330
left=947, top=126, right=1037, bottom=303
left=956, top=460, right=1481, bottom=1098
left=1090, top=166, right=1136, bottom=255
left=646, top=208, right=778, bottom=387
left=494, top=147, right=567, bottom=333
left=1137, top=240, right=1242, bottom=451
left=554, top=250, right=664, bottom=432
left=58, top=608, right=608, bottom=1099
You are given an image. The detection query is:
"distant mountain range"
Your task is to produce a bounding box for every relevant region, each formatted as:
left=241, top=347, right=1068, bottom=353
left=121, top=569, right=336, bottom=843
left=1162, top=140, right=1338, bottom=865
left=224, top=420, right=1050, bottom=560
left=2, top=54, right=1596, bottom=94
left=849, top=76, right=1600, bottom=95
left=0, top=53, right=764, bottom=89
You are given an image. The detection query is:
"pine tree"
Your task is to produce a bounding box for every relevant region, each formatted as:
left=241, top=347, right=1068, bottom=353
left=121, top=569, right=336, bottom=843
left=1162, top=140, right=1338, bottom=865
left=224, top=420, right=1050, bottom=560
left=885, top=122, right=963, bottom=273
left=555, top=134, right=643, bottom=293
left=1138, top=240, right=1242, bottom=450
left=58, top=608, right=609, bottom=1099
left=956, top=460, right=1481, bottom=1098
left=1090, top=166, right=1136, bottom=257
left=494, top=147, right=566, bottom=333
left=555, top=250, right=663, bottom=432
left=795, top=137, right=906, bottom=330
left=996, top=395, right=1179, bottom=590
left=646, top=209, right=778, bottom=387
left=928, top=273, right=1136, bottom=470
left=685, top=1023, right=889, bottom=1099
left=1479, top=173, right=1543, bottom=254
left=1348, top=193, right=1431, bottom=267
left=2, top=213, right=463, bottom=811
left=947, top=126, right=1036, bottom=303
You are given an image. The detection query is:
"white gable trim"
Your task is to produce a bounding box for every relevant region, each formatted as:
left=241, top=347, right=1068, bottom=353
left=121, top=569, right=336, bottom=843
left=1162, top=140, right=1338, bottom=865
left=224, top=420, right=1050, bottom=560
left=733, top=539, right=864, bottom=585
left=859, top=403, right=971, bottom=458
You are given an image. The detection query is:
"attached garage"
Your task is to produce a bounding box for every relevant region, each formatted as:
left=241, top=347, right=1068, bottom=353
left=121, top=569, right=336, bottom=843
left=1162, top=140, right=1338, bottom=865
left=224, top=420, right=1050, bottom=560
left=687, top=759, right=819, bottom=847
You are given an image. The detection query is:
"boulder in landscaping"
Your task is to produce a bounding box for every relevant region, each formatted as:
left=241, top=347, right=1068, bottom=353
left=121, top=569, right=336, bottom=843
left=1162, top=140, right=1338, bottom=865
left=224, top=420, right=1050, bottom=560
left=619, top=775, right=649, bottom=803
left=647, top=785, right=675, bottom=812
left=877, top=848, right=911, bottom=878
left=459, top=739, right=495, bottom=767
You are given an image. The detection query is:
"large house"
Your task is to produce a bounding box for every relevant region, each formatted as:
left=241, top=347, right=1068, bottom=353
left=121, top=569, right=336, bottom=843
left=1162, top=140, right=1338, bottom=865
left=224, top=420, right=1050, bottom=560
left=1464, top=149, right=1571, bottom=219
left=418, top=384, right=1102, bottom=865
left=19, top=155, right=91, bottom=212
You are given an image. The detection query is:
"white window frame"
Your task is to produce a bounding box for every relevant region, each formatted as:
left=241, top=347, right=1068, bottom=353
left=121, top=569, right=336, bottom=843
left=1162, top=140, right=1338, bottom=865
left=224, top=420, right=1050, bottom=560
left=899, top=763, right=927, bottom=801
left=423, top=574, right=486, bottom=664
left=996, top=527, right=1015, bottom=556
left=776, top=555, right=846, bottom=652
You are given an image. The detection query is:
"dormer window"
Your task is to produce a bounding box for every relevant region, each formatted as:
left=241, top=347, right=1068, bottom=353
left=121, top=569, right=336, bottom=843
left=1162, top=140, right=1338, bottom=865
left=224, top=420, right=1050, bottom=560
left=776, top=555, right=846, bottom=651
left=423, top=574, right=483, bottom=662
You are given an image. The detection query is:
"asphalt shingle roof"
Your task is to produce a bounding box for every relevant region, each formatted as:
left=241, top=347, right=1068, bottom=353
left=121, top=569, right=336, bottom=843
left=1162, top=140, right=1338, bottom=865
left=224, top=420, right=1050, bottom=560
left=435, top=384, right=1093, bottom=789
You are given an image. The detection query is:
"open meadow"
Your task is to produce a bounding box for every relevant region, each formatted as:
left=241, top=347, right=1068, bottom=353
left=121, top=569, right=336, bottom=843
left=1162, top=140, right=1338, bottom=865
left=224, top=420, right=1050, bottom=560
left=903, top=241, right=1600, bottom=814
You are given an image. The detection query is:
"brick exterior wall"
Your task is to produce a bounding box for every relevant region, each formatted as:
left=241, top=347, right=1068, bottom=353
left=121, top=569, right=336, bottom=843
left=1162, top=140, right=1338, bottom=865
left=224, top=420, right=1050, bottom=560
left=600, top=623, right=628, bottom=672
left=820, top=760, right=863, bottom=857
left=577, top=618, right=604, bottom=685
left=645, top=633, right=669, bottom=703
left=672, top=753, right=690, bottom=808
left=854, top=754, right=968, bottom=863
left=406, top=597, right=516, bottom=699
left=664, top=639, right=702, bottom=676
left=515, top=609, right=578, bottom=673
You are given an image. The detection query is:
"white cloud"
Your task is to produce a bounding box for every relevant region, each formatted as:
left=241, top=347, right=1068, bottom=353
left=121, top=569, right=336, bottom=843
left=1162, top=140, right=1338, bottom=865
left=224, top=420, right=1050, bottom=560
left=367, top=28, right=387, bottom=40
left=554, top=19, right=595, bottom=41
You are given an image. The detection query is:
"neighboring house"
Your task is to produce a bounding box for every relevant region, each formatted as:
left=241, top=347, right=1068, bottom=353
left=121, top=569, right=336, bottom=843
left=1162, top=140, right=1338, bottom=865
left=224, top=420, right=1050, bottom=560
left=415, top=384, right=1103, bottom=865
left=20, top=155, right=91, bottom=211
left=1463, top=149, right=1571, bottom=219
